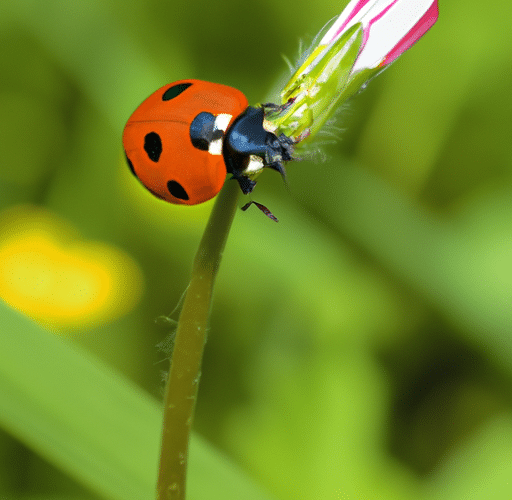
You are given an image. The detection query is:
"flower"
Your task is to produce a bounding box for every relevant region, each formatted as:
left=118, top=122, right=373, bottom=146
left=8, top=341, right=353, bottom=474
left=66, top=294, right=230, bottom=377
left=320, top=0, right=439, bottom=72
left=265, top=0, right=439, bottom=144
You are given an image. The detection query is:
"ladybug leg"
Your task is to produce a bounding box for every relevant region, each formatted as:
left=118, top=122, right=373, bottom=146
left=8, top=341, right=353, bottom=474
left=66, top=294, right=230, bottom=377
left=230, top=171, right=257, bottom=194
left=263, top=132, right=295, bottom=184
left=277, top=133, right=295, bottom=161
left=261, top=102, right=281, bottom=111
left=241, top=201, right=279, bottom=222
left=261, top=98, right=295, bottom=113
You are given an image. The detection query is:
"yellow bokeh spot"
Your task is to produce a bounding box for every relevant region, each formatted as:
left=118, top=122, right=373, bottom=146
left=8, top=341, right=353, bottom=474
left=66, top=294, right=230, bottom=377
left=0, top=205, right=143, bottom=331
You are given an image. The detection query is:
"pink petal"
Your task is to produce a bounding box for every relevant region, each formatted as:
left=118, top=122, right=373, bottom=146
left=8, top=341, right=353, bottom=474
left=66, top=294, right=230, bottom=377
left=352, top=0, right=438, bottom=72
left=380, top=0, right=439, bottom=66
left=323, top=0, right=377, bottom=43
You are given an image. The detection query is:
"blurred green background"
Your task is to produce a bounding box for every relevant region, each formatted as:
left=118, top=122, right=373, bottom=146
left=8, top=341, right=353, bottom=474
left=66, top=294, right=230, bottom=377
left=1, top=0, right=512, bottom=499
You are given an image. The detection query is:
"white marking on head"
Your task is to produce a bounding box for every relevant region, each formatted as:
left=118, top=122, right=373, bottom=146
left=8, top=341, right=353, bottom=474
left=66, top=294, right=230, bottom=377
left=244, top=155, right=265, bottom=174
left=208, top=113, right=233, bottom=156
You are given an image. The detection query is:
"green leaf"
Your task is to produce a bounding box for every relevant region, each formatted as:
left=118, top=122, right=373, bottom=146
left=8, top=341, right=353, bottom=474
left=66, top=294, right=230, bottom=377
left=0, top=301, right=276, bottom=500
left=293, top=161, right=512, bottom=376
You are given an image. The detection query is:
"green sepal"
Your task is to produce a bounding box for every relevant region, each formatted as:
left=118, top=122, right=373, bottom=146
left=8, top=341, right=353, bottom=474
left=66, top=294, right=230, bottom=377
left=265, top=24, right=363, bottom=144
left=264, top=22, right=383, bottom=148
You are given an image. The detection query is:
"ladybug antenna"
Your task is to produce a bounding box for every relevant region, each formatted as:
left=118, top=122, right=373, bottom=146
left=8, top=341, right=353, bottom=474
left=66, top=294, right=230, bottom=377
left=241, top=201, right=279, bottom=222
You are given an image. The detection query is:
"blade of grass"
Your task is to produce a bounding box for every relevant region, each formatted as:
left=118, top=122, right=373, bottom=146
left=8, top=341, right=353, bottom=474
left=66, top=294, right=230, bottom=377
left=0, top=299, right=276, bottom=500
left=297, top=161, right=512, bottom=374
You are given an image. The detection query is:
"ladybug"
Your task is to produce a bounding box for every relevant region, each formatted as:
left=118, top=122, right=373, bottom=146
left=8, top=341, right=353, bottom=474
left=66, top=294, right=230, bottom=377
left=123, top=79, right=294, bottom=206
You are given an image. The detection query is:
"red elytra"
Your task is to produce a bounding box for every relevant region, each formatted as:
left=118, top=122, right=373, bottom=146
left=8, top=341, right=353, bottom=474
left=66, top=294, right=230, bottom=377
left=123, top=79, right=248, bottom=205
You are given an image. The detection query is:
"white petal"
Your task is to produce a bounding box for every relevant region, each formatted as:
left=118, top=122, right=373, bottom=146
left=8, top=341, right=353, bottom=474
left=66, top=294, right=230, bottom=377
left=320, top=0, right=391, bottom=46
left=353, top=0, right=436, bottom=72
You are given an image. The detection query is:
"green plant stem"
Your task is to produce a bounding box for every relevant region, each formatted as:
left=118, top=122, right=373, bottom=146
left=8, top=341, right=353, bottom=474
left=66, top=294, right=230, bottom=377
left=156, top=179, right=240, bottom=500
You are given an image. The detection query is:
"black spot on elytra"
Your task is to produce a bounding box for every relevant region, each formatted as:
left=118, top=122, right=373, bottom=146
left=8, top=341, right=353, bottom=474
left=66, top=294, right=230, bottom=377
left=189, top=112, right=216, bottom=151
left=144, top=132, right=162, bottom=162
left=167, top=180, right=189, bottom=200
left=162, top=83, right=192, bottom=101
left=125, top=152, right=137, bottom=177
